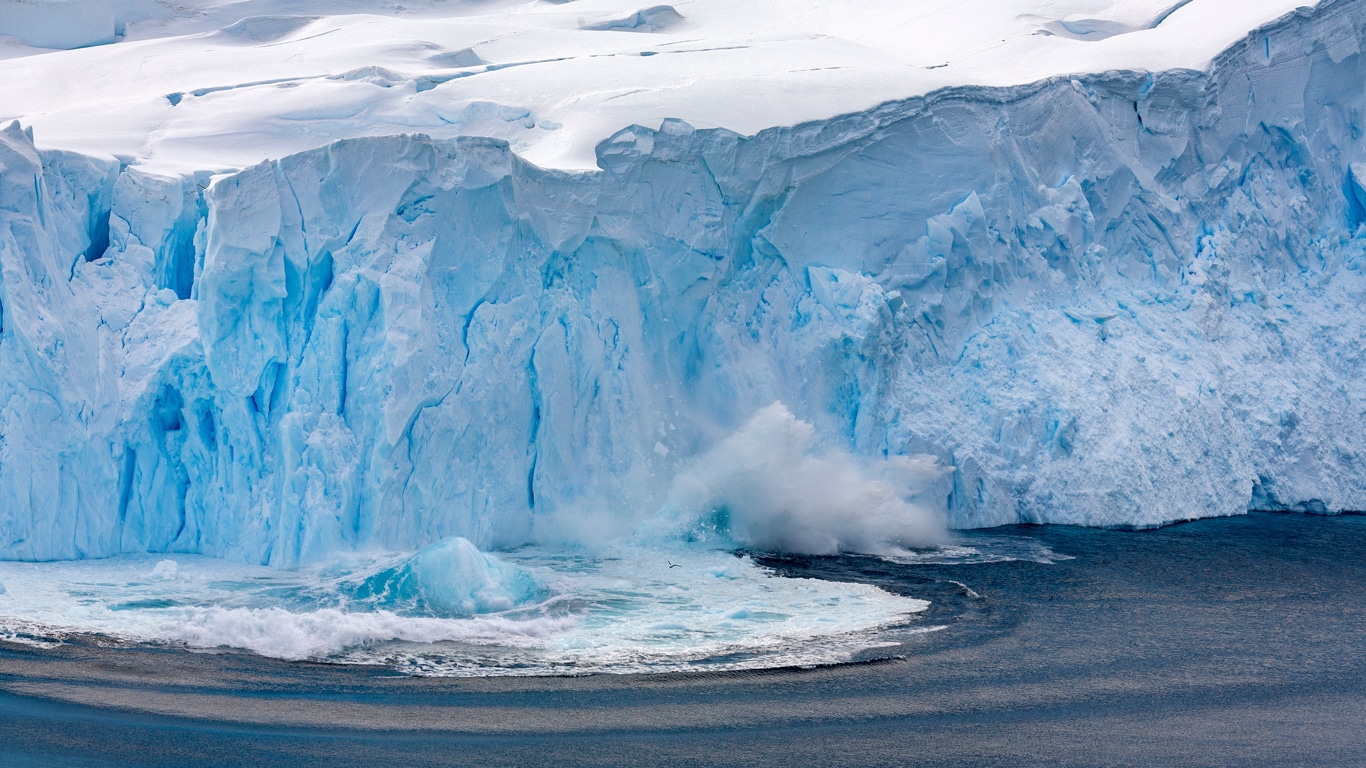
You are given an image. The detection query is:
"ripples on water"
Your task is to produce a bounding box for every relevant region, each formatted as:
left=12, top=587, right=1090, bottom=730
left=11, top=517, right=1327, bottom=678
left=0, top=543, right=943, bottom=676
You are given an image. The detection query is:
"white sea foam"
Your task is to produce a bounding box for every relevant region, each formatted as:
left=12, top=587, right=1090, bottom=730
left=0, top=546, right=924, bottom=674
left=879, top=535, right=1075, bottom=566
left=156, top=606, right=569, bottom=661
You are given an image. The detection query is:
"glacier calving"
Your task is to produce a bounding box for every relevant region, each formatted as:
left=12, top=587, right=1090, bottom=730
left=2, top=0, right=1366, bottom=564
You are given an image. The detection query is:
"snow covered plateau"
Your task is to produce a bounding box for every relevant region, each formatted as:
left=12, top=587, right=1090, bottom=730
left=2, top=0, right=1366, bottom=572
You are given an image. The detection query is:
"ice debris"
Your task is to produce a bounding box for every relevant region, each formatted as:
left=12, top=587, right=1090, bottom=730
left=345, top=538, right=541, bottom=617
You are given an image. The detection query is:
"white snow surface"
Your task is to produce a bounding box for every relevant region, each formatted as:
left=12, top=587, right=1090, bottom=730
left=0, top=0, right=1319, bottom=173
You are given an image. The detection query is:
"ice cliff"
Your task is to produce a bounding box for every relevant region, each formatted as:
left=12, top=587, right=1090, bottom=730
left=2, top=0, right=1366, bottom=563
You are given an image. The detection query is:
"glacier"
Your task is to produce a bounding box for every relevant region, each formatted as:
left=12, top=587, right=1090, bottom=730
left=1, top=0, right=1366, bottom=574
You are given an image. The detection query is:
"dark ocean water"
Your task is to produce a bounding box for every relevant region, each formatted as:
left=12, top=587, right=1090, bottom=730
left=2, top=511, right=1364, bottom=767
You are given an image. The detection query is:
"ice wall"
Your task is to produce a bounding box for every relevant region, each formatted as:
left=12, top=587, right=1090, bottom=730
left=3, top=0, right=1366, bottom=563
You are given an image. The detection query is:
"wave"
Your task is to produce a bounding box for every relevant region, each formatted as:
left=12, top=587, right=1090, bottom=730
left=0, top=546, right=925, bottom=674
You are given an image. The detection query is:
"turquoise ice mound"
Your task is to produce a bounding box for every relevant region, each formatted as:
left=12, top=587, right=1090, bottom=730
left=345, top=537, right=542, bottom=617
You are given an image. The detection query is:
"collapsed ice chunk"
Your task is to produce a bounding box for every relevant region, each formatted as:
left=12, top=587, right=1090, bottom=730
left=345, top=538, right=540, bottom=617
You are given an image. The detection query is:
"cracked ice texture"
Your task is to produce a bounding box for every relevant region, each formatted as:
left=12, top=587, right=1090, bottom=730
left=2, top=1, right=1366, bottom=563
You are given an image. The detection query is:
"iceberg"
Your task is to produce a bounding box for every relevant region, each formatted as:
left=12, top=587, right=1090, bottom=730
left=1, top=0, right=1365, bottom=571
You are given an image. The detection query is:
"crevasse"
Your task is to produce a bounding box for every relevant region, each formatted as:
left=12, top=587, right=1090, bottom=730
left=2, top=0, right=1366, bottom=565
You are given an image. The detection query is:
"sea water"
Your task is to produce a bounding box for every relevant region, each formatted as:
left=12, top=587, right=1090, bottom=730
left=0, top=530, right=1079, bottom=675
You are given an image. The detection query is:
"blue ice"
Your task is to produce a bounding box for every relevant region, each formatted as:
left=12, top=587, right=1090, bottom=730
left=1, top=0, right=1365, bottom=576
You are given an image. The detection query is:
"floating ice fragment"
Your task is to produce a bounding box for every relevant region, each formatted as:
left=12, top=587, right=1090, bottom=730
left=150, top=560, right=180, bottom=580
left=345, top=538, right=541, bottom=617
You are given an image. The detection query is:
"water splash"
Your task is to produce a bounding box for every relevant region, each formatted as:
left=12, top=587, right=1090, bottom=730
left=658, top=403, right=948, bottom=555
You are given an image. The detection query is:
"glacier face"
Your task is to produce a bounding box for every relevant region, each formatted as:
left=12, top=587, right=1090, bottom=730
left=2, top=0, right=1366, bottom=564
